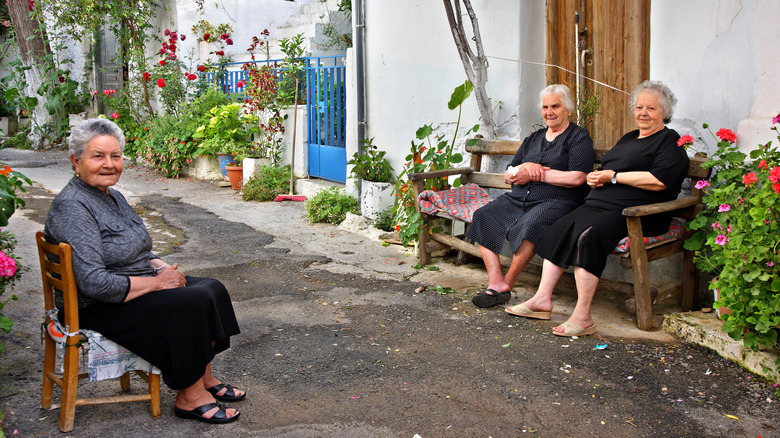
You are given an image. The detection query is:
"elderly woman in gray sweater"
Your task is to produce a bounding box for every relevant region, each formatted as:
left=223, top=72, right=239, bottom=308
left=44, top=118, right=243, bottom=424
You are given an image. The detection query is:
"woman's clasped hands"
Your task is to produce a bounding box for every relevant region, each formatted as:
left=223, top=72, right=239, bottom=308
left=156, top=263, right=187, bottom=289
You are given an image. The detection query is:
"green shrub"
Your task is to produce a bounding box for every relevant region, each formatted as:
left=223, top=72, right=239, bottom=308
left=304, top=186, right=359, bottom=224
left=374, top=207, right=395, bottom=232
left=133, top=88, right=231, bottom=177
left=242, top=165, right=290, bottom=202
left=0, top=125, right=32, bottom=150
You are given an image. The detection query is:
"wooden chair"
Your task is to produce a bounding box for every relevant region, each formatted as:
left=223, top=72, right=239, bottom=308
left=410, top=139, right=711, bottom=331
left=36, top=231, right=161, bottom=432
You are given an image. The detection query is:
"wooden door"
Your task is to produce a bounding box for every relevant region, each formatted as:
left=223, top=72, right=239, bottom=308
left=546, top=0, right=649, bottom=151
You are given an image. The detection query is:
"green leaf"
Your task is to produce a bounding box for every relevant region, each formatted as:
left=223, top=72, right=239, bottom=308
left=447, top=80, right=473, bottom=111
left=416, top=124, right=433, bottom=140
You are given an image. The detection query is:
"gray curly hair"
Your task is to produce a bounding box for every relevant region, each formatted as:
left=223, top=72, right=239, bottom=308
left=630, top=80, right=677, bottom=124
left=539, top=84, right=575, bottom=114
left=68, top=118, right=126, bottom=159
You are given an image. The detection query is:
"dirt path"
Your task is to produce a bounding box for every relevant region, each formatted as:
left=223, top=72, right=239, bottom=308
left=0, top=151, right=777, bottom=437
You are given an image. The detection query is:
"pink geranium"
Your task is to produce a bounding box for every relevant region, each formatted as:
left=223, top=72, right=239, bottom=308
left=677, top=135, right=693, bottom=148
left=742, top=172, right=758, bottom=187
left=769, top=166, right=780, bottom=183
left=715, top=234, right=729, bottom=246
left=0, top=251, right=17, bottom=278
left=694, top=180, right=710, bottom=190
left=717, top=128, right=736, bottom=143
left=718, top=204, right=731, bottom=212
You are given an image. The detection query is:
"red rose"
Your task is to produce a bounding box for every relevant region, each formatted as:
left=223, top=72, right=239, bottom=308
left=187, top=74, right=197, bottom=81
left=164, top=29, right=170, bottom=36
left=226, top=39, right=233, bottom=45
left=197, top=65, right=206, bottom=72
left=236, top=80, right=244, bottom=88
left=143, top=71, right=151, bottom=81
left=159, top=60, right=166, bottom=66
left=111, top=113, right=119, bottom=120
left=203, top=33, right=210, bottom=40
left=58, top=76, right=65, bottom=83
left=216, top=51, right=225, bottom=56
left=157, top=78, right=166, bottom=88
left=180, top=34, right=186, bottom=41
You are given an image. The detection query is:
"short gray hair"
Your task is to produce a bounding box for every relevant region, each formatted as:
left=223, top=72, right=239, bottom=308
left=68, top=118, right=126, bottom=158
left=539, top=84, right=575, bottom=114
left=630, top=80, right=677, bottom=124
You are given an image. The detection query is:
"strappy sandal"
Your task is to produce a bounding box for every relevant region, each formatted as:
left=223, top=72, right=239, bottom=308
left=207, top=383, right=246, bottom=402
left=174, top=401, right=240, bottom=424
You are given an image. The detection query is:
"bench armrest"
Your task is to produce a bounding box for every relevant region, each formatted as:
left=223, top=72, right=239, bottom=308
left=622, top=196, right=699, bottom=217
left=408, top=167, right=474, bottom=181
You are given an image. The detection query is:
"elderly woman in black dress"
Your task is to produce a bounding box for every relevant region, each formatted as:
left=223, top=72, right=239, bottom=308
left=507, top=80, right=689, bottom=336
left=467, top=84, right=595, bottom=308
left=45, top=119, right=244, bottom=424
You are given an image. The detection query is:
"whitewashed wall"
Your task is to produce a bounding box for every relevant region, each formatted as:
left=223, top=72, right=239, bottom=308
left=652, top=0, right=780, bottom=156
left=170, top=0, right=331, bottom=67
left=359, top=1, right=545, bottom=180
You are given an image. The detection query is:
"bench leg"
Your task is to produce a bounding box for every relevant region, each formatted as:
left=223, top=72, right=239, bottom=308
left=682, top=249, right=698, bottom=311
left=626, top=217, right=654, bottom=331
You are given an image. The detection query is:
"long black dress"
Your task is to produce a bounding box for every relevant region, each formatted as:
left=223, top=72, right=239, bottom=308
left=534, top=127, right=689, bottom=277
left=45, top=177, right=240, bottom=390
left=465, top=123, right=595, bottom=254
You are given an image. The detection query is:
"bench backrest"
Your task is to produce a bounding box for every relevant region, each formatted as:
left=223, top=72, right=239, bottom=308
left=465, top=138, right=711, bottom=218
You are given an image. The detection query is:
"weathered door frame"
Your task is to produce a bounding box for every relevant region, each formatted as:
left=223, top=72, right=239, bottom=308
left=546, top=0, right=650, bottom=151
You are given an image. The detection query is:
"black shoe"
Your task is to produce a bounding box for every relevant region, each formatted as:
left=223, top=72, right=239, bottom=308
left=471, top=289, right=511, bottom=308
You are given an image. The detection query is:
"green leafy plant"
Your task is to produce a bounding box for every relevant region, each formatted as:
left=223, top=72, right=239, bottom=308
left=683, top=116, right=780, bottom=361
left=193, top=102, right=259, bottom=165
left=1, top=125, right=33, bottom=150
left=242, top=165, right=290, bottom=202
left=304, top=186, right=360, bottom=224
left=392, top=80, right=479, bottom=245
left=348, top=137, right=394, bottom=183
left=374, top=207, right=395, bottom=232
left=277, top=33, right=306, bottom=105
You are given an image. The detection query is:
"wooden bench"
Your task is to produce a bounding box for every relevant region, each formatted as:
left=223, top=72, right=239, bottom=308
left=409, top=138, right=710, bottom=330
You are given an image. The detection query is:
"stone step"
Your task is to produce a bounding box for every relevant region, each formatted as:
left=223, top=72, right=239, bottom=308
left=295, top=178, right=345, bottom=200
left=663, top=311, right=779, bottom=384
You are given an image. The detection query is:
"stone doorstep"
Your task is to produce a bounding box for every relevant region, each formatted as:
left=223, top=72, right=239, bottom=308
left=663, top=311, right=780, bottom=384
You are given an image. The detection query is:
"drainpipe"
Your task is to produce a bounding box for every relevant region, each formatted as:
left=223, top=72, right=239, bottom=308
left=354, top=0, right=367, bottom=194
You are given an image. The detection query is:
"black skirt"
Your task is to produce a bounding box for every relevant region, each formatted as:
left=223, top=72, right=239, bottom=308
left=534, top=202, right=671, bottom=277
left=466, top=192, right=581, bottom=254
left=73, top=276, right=240, bottom=390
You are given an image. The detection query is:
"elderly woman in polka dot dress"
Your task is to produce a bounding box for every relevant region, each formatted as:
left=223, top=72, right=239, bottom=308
left=467, top=84, right=595, bottom=308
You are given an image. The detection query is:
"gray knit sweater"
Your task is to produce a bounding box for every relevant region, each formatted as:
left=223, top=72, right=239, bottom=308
left=44, top=176, right=158, bottom=308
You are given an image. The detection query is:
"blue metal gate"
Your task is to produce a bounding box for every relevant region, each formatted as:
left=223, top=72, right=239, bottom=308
left=200, top=56, right=347, bottom=183
left=305, top=56, right=346, bottom=183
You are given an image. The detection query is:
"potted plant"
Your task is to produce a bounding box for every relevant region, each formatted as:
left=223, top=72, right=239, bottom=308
left=683, top=115, right=780, bottom=360
left=348, top=137, right=394, bottom=220
left=193, top=102, right=258, bottom=188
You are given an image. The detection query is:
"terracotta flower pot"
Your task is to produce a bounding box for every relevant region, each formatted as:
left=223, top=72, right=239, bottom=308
left=225, top=165, right=243, bottom=190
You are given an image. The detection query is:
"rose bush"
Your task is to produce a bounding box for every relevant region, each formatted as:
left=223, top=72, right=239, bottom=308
left=683, top=115, right=780, bottom=360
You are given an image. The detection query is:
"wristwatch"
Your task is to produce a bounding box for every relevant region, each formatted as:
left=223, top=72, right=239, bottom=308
left=611, top=172, right=618, bottom=184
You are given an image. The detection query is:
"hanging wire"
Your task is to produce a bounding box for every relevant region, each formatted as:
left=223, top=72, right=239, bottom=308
left=486, top=55, right=631, bottom=96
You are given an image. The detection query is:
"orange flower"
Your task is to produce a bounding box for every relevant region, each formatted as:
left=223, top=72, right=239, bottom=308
left=0, top=165, right=12, bottom=176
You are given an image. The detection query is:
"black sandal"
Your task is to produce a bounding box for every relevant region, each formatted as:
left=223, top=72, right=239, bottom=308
left=206, top=383, right=246, bottom=402
left=174, top=401, right=240, bottom=424
left=471, top=288, right=511, bottom=308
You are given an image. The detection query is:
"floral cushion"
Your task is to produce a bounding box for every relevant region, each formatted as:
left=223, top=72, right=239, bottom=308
left=417, top=183, right=492, bottom=222
left=612, top=218, right=686, bottom=254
